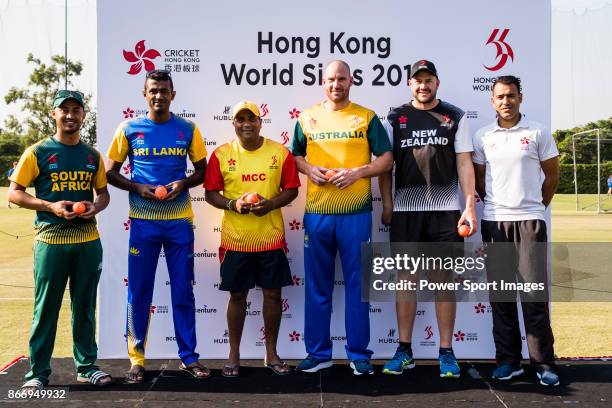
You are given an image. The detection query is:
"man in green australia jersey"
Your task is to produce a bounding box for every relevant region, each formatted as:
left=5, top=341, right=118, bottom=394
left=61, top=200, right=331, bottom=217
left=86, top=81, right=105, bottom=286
left=8, top=90, right=113, bottom=390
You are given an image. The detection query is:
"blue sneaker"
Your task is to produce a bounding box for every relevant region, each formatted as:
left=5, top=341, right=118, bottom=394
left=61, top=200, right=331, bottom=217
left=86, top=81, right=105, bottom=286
left=382, top=349, right=415, bottom=375
left=439, top=352, right=460, bottom=378
left=350, top=359, right=374, bottom=375
left=296, top=355, right=332, bottom=373
left=537, top=367, right=560, bottom=386
left=492, top=363, right=524, bottom=380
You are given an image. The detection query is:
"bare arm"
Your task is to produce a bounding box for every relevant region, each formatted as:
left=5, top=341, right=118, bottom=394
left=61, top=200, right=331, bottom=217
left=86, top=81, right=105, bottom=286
left=474, top=163, right=486, bottom=201
left=106, top=159, right=156, bottom=200
left=294, top=155, right=327, bottom=186
left=540, top=156, right=559, bottom=207
left=78, top=186, right=110, bottom=220
left=250, top=188, right=299, bottom=217
left=456, top=152, right=477, bottom=235
left=378, top=170, right=393, bottom=226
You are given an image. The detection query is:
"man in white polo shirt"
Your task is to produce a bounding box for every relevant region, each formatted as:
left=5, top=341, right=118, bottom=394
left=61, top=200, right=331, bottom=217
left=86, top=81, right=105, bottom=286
left=473, top=75, right=560, bottom=386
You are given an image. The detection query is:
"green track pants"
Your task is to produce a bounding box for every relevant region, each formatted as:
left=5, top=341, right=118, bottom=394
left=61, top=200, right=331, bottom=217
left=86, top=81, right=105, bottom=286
left=25, top=239, right=103, bottom=384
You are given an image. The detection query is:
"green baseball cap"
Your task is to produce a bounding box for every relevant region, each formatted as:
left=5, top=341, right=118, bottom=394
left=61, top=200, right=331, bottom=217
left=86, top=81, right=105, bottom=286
left=53, top=90, right=85, bottom=108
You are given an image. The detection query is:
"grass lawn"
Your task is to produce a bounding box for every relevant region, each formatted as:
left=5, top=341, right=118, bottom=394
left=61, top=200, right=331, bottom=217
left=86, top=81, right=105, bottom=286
left=0, top=189, right=610, bottom=364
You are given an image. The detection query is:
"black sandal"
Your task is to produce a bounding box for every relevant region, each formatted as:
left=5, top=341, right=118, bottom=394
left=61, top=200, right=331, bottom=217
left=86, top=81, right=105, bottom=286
left=179, top=361, right=211, bottom=379
left=125, top=365, right=145, bottom=384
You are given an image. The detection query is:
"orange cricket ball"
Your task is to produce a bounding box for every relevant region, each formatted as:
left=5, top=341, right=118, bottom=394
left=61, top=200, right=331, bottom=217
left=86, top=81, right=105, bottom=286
left=324, top=169, right=337, bottom=180
left=458, top=224, right=470, bottom=238
left=154, top=185, right=168, bottom=200
left=72, top=201, right=86, bottom=215
left=244, top=193, right=260, bottom=204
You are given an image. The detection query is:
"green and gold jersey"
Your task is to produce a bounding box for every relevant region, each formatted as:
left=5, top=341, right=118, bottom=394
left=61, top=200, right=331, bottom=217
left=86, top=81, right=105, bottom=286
left=10, top=137, right=107, bottom=244
left=291, top=101, right=391, bottom=214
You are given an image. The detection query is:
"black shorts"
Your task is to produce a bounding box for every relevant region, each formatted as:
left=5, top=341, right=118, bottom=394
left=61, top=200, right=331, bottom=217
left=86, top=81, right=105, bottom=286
left=390, top=210, right=463, bottom=242
left=219, top=248, right=292, bottom=292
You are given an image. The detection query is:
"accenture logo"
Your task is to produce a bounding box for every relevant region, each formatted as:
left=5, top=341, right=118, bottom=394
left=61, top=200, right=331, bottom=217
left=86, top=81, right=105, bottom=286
left=123, top=40, right=161, bottom=75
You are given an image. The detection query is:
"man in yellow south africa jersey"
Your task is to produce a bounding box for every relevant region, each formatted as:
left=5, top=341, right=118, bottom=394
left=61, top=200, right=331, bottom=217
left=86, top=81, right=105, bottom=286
left=106, top=70, right=209, bottom=382
left=9, top=90, right=112, bottom=390
left=291, top=61, right=393, bottom=376
left=204, top=101, right=300, bottom=377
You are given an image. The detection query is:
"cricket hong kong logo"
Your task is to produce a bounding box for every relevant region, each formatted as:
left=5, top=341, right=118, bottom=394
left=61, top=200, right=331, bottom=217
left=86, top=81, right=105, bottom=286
left=398, top=115, right=408, bottom=129
left=520, top=136, right=530, bottom=150
left=289, top=330, right=301, bottom=342
left=123, top=40, right=161, bottom=75
left=289, top=219, right=302, bottom=231
left=454, top=330, right=465, bottom=341
left=484, top=28, right=514, bottom=71
left=291, top=275, right=304, bottom=286
left=123, top=107, right=135, bottom=119
left=474, top=303, right=486, bottom=314
left=289, top=108, right=300, bottom=119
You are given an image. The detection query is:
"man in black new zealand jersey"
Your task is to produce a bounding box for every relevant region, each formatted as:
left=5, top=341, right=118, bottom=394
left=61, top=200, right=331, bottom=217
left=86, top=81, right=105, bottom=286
left=379, top=60, right=477, bottom=378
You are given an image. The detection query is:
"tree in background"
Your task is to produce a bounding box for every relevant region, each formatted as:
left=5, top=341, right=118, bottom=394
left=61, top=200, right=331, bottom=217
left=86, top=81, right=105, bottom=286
left=0, top=54, right=96, bottom=186
left=553, top=118, right=612, bottom=193
left=553, top=118, right=612, bottom=165
left=3, top=53, right=96, bottom=146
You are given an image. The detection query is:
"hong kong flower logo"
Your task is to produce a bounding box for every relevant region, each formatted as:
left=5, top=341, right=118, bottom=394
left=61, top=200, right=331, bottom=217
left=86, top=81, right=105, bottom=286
left=123, top=40, right=161, bottom=75
left=474, top=192, right=481, bottom=203
left=474, top=303, right=486, bottom=314
left=227, top=158, right=236, bottom=166
left=123, top=277, right=128, bottom=286
left=123, top=219, right=131, bottom=230
left=289, top=331, right=301, bottom=341
left=122, top=163, right=131, bottom=175
left=521, top=137, right=530, bottom=145
left=398, top=116, right=408, bottom=124
left=150, top=305, right=156, bottom=314
left=123, top=107, right=135, bottom=118
left=259, top=326, right=266, bottom=341
left=454, top=330, right=465, bottom=341
left=289, top=219, right=301, bottom=230
left=292, top=275, right=301, bottom=286
left=289, top=108, right=301, bottom=119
